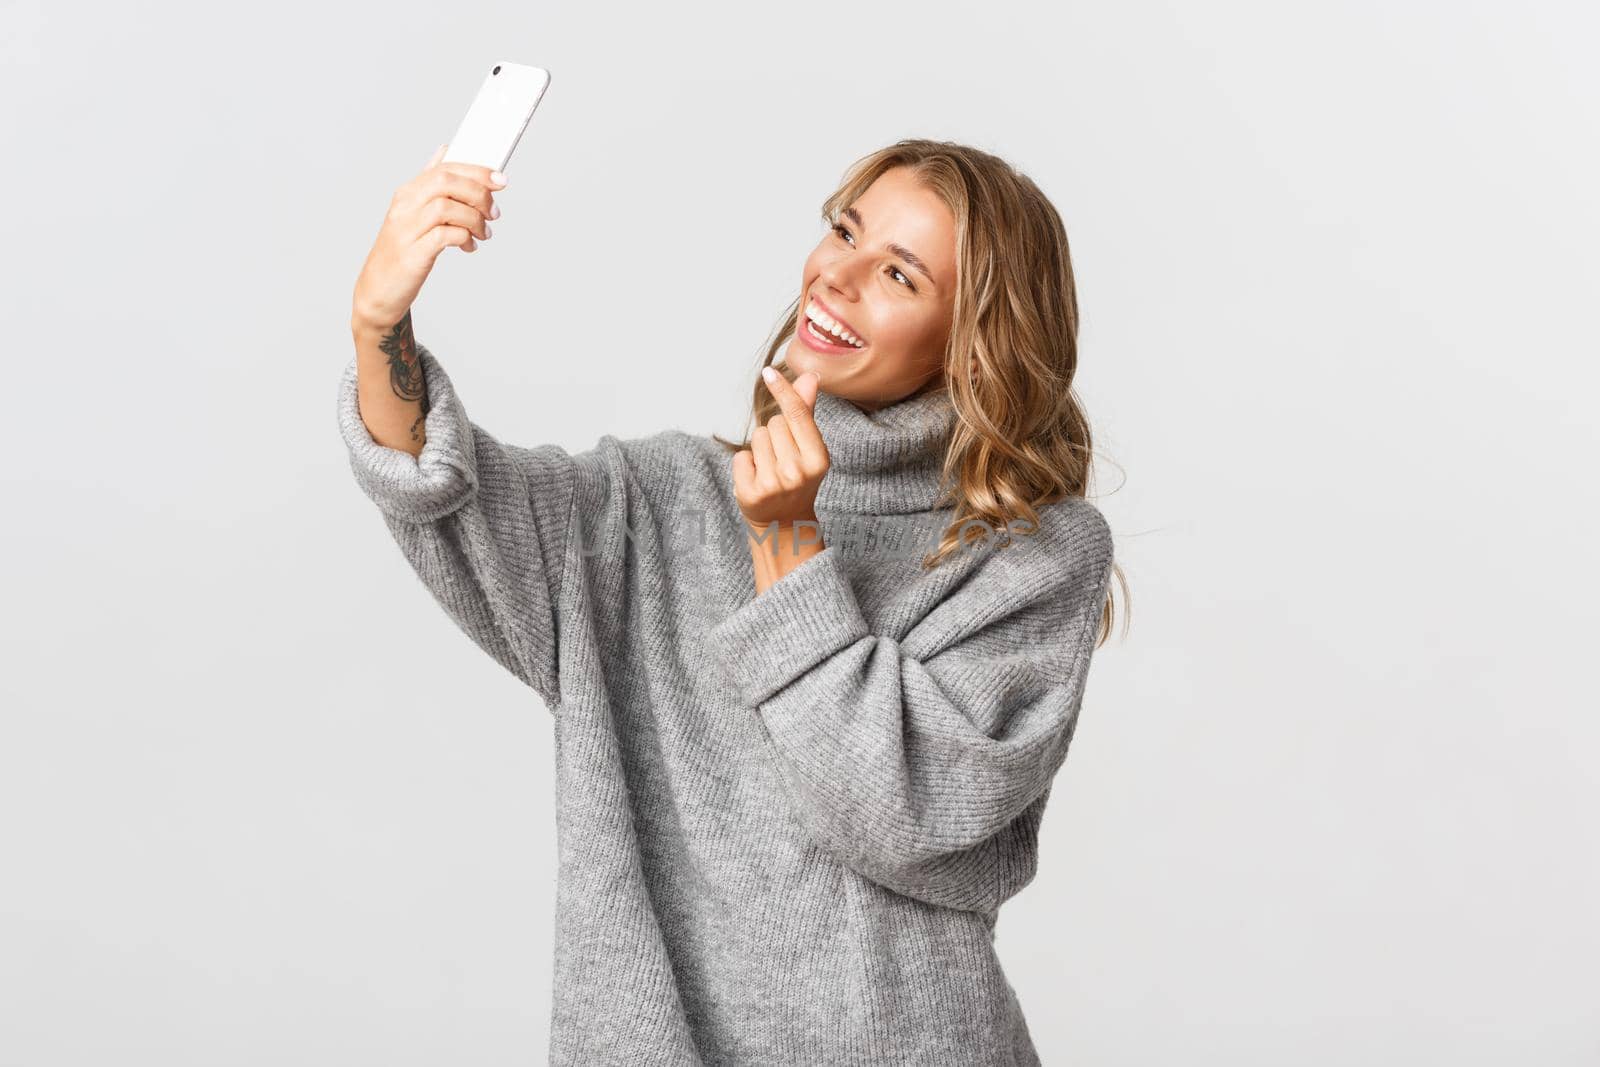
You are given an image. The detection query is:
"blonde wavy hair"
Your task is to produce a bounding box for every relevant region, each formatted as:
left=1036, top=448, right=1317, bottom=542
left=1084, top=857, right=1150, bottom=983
left=713, top=138, right=1129, bottom=646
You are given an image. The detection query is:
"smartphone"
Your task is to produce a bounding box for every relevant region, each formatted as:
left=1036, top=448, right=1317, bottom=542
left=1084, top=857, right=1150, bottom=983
left=440, top=62, right=551, bottom=172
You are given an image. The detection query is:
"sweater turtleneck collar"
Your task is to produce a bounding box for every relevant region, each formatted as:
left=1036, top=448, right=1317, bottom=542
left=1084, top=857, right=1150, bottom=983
left=809, top=384, right=957, bottom=515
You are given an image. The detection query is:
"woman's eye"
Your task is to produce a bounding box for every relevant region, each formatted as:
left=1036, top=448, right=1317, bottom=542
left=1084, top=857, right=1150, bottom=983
left=831, top=223, right=916, bottom=291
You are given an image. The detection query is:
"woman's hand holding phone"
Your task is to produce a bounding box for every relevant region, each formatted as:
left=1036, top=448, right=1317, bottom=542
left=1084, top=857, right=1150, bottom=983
left=350, top=143, right=506, bottom=333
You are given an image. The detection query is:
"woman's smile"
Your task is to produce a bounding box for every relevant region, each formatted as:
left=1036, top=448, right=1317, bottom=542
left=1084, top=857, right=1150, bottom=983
left=801, top=298, right=868, bottom=354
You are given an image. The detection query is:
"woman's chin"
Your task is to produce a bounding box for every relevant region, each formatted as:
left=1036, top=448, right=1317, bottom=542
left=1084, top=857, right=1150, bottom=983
left=787, top=336, right=855, bottom=378
left=783, top=339, right=820, bottom=377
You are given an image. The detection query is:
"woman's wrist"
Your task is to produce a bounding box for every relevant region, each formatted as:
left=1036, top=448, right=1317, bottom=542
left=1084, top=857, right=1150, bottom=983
left=746, top=521, right=826, bottom=595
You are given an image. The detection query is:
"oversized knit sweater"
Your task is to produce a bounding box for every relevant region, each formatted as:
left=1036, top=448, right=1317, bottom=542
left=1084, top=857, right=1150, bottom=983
left=336, top=343, right=1116, bottom=1066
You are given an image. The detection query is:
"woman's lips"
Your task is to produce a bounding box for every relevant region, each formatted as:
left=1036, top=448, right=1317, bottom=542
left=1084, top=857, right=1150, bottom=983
left=800, top=313, right=866, bottom=354
left=801, top=297, right=867, bottom=354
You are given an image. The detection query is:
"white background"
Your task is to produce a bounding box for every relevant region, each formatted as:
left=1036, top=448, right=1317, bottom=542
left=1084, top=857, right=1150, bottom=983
left=2, top=0, right=1596, bottom=1062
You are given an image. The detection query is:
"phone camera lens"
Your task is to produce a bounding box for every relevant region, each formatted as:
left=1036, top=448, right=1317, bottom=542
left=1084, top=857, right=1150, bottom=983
left=492, top=65, right=501, bottom=75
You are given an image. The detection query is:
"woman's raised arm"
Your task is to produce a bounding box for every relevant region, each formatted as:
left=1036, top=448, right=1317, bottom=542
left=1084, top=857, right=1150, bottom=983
left=337, top=147, right=601, bottom=709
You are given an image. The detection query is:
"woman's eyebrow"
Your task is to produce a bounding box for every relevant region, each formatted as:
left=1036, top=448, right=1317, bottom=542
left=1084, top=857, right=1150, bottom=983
left=842, top=206, right=938, bottom=289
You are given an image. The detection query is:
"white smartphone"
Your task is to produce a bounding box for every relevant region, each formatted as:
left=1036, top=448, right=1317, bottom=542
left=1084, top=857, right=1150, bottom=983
left=440, top=62, right=551, bottom=172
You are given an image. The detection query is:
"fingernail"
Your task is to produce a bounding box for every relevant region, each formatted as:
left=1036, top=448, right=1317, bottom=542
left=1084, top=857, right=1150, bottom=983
left=484, top=222, right=493, bottom=239
left=761, top=366, right=777, bottom=383
left=489, top=202, right=501, bottom=220
left=489, top=171, right=507, bottom=187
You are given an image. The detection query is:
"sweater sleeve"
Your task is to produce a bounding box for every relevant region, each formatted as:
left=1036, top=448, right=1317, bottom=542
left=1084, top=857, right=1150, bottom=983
left=706, top=507, right=1115, bottom=913
left=336, top=342, right=599, bottom=712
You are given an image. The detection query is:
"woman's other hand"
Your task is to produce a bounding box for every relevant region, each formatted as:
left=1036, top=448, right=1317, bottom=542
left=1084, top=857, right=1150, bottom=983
left=733, top=367, right=827, bottom=533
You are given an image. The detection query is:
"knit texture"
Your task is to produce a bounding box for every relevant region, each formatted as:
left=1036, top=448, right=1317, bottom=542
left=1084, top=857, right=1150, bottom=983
left=336, top=344, right=1116, bottom=1065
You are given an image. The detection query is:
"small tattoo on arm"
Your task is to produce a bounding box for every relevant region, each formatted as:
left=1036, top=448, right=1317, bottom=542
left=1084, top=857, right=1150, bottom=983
left=379, top=310, right=430, bottom=415
left=408, top=413, right=425, bottom=443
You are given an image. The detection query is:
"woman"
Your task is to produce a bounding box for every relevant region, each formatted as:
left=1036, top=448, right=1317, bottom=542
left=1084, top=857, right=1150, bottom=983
left=338, top=137, right=1128, bottom=1065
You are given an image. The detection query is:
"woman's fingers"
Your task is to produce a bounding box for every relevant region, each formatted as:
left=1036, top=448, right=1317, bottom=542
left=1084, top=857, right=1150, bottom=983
left=419, top=143, right=505, bottom=194
left=409, top=196, right=491, bottom=246
left=427, top=167, right=502, bottom=214
left=400, top=170, right=497, bottom=228
left=731, top=448, right=756, bottom=494
left=732, top=369, right=830, bottom=530
left=749, top=425, right=777, bottom=488
left=434, top=159, right=506, bottom=188
left=422, top=224, right=476, bottom=257
left=764, top=414, right=804, bottom=486
left=760, top=368, right=826, bottom=464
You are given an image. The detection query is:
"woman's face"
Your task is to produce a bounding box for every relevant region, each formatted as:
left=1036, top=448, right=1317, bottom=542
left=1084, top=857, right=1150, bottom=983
left=785, top=167, right=957, bottom=411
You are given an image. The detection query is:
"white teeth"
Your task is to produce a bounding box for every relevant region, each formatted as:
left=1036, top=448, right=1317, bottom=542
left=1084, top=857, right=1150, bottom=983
left=808, top=319, right=858, bottom=347
left=805, top=302, right=865, bottom=347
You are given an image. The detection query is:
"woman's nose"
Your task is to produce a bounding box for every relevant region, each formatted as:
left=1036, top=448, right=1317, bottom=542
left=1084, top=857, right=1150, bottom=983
left=817, top=263, right=860, bottom=297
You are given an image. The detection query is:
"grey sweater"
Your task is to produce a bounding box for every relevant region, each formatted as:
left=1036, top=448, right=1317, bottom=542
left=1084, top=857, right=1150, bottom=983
left=336, top=344, right=1115, bottom=1066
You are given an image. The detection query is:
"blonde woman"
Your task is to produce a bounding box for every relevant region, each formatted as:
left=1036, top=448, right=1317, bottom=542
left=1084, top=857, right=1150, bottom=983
left=339, top=137, right=1127, bottom=1065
